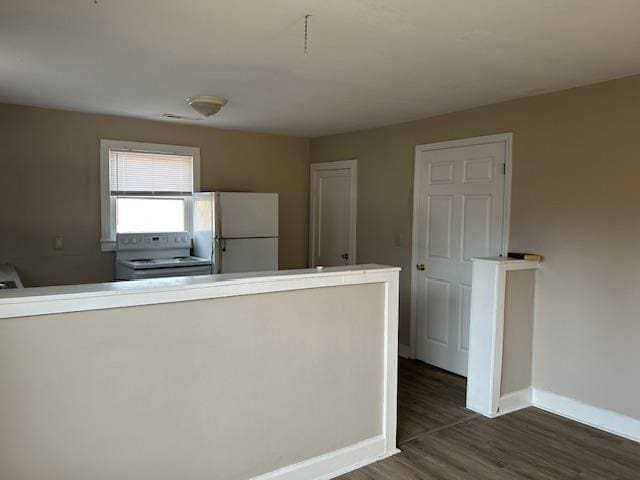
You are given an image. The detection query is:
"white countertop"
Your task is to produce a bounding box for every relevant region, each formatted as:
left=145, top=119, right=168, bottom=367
left=0, top=264, right=401, bottom=319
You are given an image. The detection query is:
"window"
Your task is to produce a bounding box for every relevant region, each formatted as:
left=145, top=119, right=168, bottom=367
left=100, top=140, right=200, bottom=251
left=115, top=197, right=186, bottom=233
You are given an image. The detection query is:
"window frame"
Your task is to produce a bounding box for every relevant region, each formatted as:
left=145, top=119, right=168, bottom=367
left=100, top=140, right=201, bottom=252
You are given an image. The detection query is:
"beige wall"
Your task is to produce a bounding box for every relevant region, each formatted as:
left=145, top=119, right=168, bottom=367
left=0, top=283, right=385, bottom=480
left=310, top=74, right=640, bottom=419
left=501, top=270, right=535, bottom=397
left=0, top=103, right=309, bottom=286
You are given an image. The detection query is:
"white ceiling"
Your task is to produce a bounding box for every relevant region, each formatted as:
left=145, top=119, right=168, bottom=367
left=2, top=0, right=640, bottom=137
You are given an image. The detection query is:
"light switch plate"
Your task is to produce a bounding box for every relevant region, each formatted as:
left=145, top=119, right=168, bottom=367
left=394, top=232, right=403, bottom=247
left=54, top=236, right=64, bottom=250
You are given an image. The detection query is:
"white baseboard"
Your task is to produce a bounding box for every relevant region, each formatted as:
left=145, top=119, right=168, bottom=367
left=483, top=386, right=640, bottom=443
left=466, top=401, right=494, bottom=418
left=497, top=387, right=532, bottom=416
left=250, top=435, right=399, bottom=480
left=532, top=388, right=640, bottom=444
left=398, top=343, right=410, bottom=359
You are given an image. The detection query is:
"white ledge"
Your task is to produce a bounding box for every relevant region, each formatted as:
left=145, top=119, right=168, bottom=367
left=471, top=257, right=541, bottom=270
left=0, top=264, right=400, bottom=319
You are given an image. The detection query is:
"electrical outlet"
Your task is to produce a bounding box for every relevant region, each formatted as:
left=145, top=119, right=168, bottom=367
left=54, top=236, right=64, bottom=250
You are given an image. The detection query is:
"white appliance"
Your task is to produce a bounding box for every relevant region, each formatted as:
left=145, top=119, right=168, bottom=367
left=193, top=192, right=278, bottom=274
left=0, top=264, right=23, bottom=289
left=115, top=231, right=211, bottom=280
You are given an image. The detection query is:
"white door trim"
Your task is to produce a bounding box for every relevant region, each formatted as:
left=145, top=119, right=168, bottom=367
left=409, top=133, right=513, bottom=358
left=308, top=159, right=358, bottom=267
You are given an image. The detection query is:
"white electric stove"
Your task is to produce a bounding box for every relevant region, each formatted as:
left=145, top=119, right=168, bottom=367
left=115, top=232, right=212, bottom=280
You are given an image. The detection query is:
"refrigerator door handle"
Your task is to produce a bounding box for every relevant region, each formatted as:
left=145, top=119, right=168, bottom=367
left=214, top=192, right=222, bottom=239
left=214, top=238, right=222, bottom=274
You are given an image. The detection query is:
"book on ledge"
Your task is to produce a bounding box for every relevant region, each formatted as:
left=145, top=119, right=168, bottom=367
left=508, top=252, right=543, bottom=262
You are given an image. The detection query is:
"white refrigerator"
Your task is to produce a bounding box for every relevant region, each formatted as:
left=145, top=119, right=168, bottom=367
left=193, top=192, right=278, bottom=274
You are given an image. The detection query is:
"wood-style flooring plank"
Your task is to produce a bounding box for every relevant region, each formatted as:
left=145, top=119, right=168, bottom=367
left=396, top=358, right=476, bottom=444
left=339, top=359, right=640, bottom=480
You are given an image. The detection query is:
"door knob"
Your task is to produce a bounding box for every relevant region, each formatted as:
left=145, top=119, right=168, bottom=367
left=341, top=253, right=350, bottom=260
left=416, top=263, right=426, bottom=271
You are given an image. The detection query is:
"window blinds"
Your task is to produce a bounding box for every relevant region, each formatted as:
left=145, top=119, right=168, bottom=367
left=109, top=150, right=193, bottom=196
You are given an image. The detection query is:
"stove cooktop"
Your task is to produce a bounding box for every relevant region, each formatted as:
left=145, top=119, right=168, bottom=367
left=117, top=256, right=211, bottom=270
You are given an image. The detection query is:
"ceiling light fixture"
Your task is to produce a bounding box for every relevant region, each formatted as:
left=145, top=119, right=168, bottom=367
left=187, top=95, right=227, bottom=118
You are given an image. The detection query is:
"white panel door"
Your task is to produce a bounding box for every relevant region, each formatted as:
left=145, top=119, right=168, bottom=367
left=309, top=161, right=357, bottom=267
left=415, top=141, right=506, bottom=376
left=219, top=192, right=278, bottom=238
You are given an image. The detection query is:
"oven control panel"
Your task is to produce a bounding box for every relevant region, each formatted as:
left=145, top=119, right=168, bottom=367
left=116, top=232, right=191, bottom=251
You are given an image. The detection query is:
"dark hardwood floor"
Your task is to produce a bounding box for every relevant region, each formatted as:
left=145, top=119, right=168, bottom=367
left=339, top=358, right=640, bottom=479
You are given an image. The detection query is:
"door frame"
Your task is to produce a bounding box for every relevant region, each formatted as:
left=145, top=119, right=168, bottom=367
left=409, top=133, right=513, bottom=359
left=308, top=159, right=358, bottom=267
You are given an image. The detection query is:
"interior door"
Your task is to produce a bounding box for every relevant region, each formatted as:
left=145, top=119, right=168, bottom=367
left=415, top=140, right=507, bottom=376
left=309, top=161, right=357, bottom=267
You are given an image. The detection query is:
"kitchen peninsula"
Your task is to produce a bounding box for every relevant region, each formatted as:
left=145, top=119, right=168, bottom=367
left=0, top=265, right=399, bottom=480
